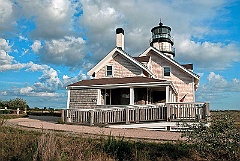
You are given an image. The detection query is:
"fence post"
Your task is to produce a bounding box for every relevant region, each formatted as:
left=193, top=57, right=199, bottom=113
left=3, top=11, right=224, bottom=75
left=17, top=108, right=20, bottom=115
left=125, top=107, right=130, bottom=124
left=67, top=110, right=71, bottom=123
left=204, top=102, right=210, bottom=121
left=166, top=103, right=171, bottom=122
left=135, top=106, right=139, bottom=123
left=89, top=110, right=94, bottom=126
left=61, top=110, right=65, bottom=123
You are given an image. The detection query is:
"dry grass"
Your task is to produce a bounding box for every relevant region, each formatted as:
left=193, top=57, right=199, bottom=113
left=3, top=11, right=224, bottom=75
left=0, top=110, right=239, bottom=161
left=211, top=110, right=240, bottom=129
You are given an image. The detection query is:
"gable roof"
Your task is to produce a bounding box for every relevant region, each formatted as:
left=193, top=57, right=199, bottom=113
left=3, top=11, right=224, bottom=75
left=88, top=47, right=155, bottom=78
left=140, top=46, right=200, bottom=83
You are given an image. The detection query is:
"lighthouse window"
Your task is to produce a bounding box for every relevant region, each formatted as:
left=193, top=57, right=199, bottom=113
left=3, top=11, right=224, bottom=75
left=163, top=67, right=171, bottom=77
left=106, top=65, right=113, bottom=77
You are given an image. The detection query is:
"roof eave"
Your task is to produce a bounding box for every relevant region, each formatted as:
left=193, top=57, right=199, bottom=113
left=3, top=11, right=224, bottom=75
left=68, top=81, right=171, bottom=89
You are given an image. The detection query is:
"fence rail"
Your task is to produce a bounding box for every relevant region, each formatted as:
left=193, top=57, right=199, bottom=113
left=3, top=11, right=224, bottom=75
left=62, top=102, right=210, bottom=126
left=0, top=108, right=25, bottom=115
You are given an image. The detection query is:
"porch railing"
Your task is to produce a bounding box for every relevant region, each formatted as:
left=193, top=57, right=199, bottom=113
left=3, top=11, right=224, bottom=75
left=166, top=102, right=210, bottom=121
left=62, top=102, right=210, bottom=126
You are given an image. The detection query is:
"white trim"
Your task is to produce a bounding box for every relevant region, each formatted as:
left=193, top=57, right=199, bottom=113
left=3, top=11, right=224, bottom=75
left=97, top=89, right=101, bottom=105
left=88, top=47, right=155, bottom=78
left=140, top=46, right=200, bottom=80
left=192, top=77, right=195, bottom=102
left=166, top=86, right=169, bottom=103
left=88, top=48, right=117, bottom=76
left=130, top=87, right=134, bottom=105
left=67, top=89, right=70, bottom=109
left=105, top=64, right=114, bottom=77
left=163, top=66, right=171, bottom=77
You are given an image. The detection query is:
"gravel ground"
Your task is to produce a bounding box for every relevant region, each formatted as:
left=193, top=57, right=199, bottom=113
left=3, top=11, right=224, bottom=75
left=6, top=115, right=184, bottom=141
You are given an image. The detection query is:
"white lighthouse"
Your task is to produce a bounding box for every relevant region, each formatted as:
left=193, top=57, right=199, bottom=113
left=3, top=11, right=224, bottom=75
left=150, top=21, right=175, bottom=59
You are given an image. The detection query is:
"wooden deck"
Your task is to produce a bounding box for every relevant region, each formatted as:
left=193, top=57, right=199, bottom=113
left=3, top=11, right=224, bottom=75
left=62, top=102, right=210, bottom=126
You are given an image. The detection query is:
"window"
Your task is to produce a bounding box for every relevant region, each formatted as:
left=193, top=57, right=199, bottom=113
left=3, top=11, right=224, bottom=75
left=163, top=67, right=171, bottom=77
left=106, top=65, right=113, bottom=77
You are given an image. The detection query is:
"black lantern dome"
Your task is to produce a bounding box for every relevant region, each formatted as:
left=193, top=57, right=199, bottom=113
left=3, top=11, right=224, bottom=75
left=150, top=20, right=175, bottom=58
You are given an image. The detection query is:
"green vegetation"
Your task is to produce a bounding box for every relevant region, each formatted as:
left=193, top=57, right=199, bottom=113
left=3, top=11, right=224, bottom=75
left=0, top=125, right=196, bottom=161
left=183, top=111, right=240, bottom=161
left=0, top=110, right=239, bottom=160
left=0, top=98, right=29, bottom=110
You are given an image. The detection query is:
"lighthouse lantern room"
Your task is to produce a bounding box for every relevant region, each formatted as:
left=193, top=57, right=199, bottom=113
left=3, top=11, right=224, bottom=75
left=150, top=21, right=175, bottom=59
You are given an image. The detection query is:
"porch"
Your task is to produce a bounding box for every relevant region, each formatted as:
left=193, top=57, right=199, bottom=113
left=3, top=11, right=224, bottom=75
left=62, top=102, right=210, bottom=126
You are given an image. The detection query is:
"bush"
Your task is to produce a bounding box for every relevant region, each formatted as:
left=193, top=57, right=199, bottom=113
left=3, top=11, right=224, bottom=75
left=183, top=113, right=240, bottom=160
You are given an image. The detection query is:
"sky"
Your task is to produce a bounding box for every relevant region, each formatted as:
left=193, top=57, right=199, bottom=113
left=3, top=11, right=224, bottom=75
left=0, top=0, right=239, bottom=110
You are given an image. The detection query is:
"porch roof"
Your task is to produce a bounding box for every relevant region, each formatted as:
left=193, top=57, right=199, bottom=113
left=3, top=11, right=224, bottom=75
left=68, top=76, right=166, bottom=87
left=67, top=76, right=178, bottom=94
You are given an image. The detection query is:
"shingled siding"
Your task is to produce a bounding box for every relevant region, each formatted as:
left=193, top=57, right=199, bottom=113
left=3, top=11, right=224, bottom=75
left=149, top=51, right=194, bottom=102
left=96, top=53, right=142, bottom=79
left=69, top=89, right=98, bottom=109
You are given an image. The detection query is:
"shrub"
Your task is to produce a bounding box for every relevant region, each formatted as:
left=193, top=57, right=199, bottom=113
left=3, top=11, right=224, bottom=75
left=183, top=113, right=240, bottom=160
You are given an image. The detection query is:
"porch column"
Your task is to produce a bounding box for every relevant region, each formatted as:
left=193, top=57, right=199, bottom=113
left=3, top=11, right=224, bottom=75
left=97, top=89, right=101, bottom=105
left=67, top=89, right=70, bottom=109
left=166, top=86, right=169, bottom=103
left=169, top=89, right=172, bottom=102
left=130, top=87, right=134, bottom=105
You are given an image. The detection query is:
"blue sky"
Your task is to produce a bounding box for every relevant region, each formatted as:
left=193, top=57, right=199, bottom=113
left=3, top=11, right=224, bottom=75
left=0, top=0, right=239, bottom=110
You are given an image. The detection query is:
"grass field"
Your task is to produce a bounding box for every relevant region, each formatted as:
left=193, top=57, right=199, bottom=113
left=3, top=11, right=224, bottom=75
left=0, top=110, right=239, bottom=161
left=211, top=110, right=240, bottom=128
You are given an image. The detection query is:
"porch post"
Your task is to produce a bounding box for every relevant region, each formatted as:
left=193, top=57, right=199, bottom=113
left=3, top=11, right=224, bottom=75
left=126, top=107, right=130, bottom=124
left=67, top=89, right=70, bottom=109
left=89, top=110, right=94, bottom=126
left=166, top=86, right=169, bottom=103
left=130, top=87, right=134, bottom=105
left=169, top=89, right=172, bottom=102
left=97, top=89, right=101, bottom=105
left=166, top=103, right=171, bottom=121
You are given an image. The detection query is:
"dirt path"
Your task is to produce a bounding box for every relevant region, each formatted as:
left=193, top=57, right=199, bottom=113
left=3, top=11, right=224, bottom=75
left=6, top=116, right=184, bottom=141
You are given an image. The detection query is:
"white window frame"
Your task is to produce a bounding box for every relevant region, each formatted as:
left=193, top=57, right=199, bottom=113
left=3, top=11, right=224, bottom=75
left=163, top=66, right=171, bottom=77
left=105, top=64, right=114, bottom=77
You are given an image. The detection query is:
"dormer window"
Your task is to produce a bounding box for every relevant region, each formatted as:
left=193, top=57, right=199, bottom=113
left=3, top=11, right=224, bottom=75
left=106, top=65, right=113, bottom=77
left=163, top=66, right=171, bottom=77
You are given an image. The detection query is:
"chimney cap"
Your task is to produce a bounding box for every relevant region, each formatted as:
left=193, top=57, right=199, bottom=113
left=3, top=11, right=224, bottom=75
left=116, top=28, right=124, bottom=35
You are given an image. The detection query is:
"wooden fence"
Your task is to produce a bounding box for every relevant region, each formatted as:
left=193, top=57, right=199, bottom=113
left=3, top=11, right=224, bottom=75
left=0, top=108, right=25, bottom=115
left=62, top=102, right=210, bottom=126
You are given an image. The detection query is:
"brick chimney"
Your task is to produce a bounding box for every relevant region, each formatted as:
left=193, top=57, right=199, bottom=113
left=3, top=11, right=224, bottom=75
left=116, top=28, right=124, bottom=50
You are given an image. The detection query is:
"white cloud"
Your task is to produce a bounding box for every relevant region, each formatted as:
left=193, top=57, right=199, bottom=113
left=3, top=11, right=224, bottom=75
left=19, top=0, right=79, bottom=39
left=61, top=71, right=88, bottom=88
left=0, top=38, right=30, bottom=71
left=0, top=0, right=13, bottom=22
left=18, top=35, right=28, bottom=41
left=175, top=36, right=240, bottom=70
left=207, top=72, right=228, bottom=89
left=40, top=36, right=86, bottom=66
left=20, top=86, right=33, bottom=95
left=0, top=38, right=11, bottom=52
left=196, top=72, right=240, bottom=102
left=77, top=0, right=240, bottom=69
left=26, top=62, right=48, bottom=72
left=0, top=0, right=17, bottom=32
left=31, top=40, right=42, bottom=53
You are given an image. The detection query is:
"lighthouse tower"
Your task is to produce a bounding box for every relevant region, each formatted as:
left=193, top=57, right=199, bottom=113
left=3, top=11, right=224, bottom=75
left=150, top=21, right=175, bottom=59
